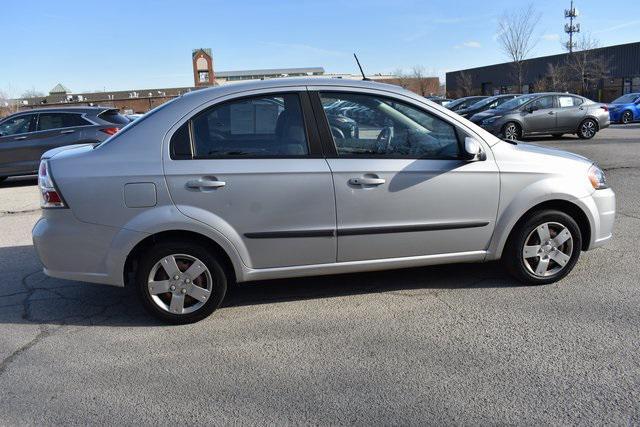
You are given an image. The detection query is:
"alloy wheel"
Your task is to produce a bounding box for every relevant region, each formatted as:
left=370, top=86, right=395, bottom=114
left=522, top=222, right=573, bottom=277
left=622, top=111, right=632, bottom=124
left=147, top=254, right=213, bottom=314
left=581, top=120, right=596, bottom=138
left=504, top=123, right=519, bottom=140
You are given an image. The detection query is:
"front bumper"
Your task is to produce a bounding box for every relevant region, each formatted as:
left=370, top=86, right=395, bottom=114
left=581, top=188, right=615, bottom=249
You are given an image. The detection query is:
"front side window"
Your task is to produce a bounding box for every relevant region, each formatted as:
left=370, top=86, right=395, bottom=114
left=319, top=92, right=460, bottom=159
left=37, top=113, right=91, bottom=131
left=0, top=114, right=36, bottom=137
left=529, top=96, right=554, bottom=110
left=189, top=93, right=309, bottom=158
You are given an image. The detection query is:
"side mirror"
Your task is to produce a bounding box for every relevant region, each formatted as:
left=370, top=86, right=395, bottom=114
left=527, top=104, right=539, bottom=113
left=463, top=137, right=485, bottom=161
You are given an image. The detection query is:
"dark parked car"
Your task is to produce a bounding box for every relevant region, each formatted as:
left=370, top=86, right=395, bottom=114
left=455, top=94, right=521, bottom=118
left=445, top=96, right=488, bottom=112
left=425, top=96, right=453, bottom=106
left=469, top=93, right=610, bottom=140
left=608, top=92, right=640, bottom=124
left=0, top=107, right=129, bottom=182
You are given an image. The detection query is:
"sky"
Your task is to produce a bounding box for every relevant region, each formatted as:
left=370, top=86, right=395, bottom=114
left=1, top=0, right=638, bottom=96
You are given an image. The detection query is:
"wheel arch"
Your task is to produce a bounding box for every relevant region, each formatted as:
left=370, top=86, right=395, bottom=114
left=491, top=198, right=593, bottom=260
left=123, top=230, right=238, bottom=288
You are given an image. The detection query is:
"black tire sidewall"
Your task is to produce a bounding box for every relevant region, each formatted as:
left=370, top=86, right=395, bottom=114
left=136, top=241, right=227, bottom=324
left=578, top=119, right=597, bottom=139
left=504, top=210, right=582, bottom=285
left=622, top=111, right=632, bottom=124
left=502, top=122, right=520, bottom=140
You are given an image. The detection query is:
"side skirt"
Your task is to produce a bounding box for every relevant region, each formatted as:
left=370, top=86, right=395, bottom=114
left=239, top=250, right=487, bottom=282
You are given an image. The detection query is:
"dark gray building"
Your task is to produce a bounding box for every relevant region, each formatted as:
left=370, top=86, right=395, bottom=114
left=446, top=41, right=640, bottom=102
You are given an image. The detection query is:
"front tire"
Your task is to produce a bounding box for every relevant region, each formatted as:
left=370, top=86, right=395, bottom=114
left=621, top=111, right=633, bottom=124
left=502, top=122, right=521, bottom=140
left=577, top=119, right=597, bottom=139
left=503, top=210, right=582, bottom=285
left=136, top=240, right=227, bottom=324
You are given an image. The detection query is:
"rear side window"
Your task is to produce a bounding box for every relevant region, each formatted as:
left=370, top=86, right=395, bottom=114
left=0, top=114, right=36, bottom=136
left=558, top=96, right=583, bottom=107
left=98, top=111, right=130, bottom=125
left=170, top=123, right=192, bottom=159
left=37, top=113, right=91, bottom=131
left=180, top=93, right=309, bottom=158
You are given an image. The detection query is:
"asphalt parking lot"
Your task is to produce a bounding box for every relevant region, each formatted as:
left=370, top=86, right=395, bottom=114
left=1, top=125, right=639, bottom=424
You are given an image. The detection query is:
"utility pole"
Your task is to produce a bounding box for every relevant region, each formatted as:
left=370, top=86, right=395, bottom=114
left=564, top=0, right=580, bottom=53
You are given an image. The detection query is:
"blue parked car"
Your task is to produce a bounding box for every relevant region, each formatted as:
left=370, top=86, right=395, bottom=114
left=608, top=93, right=640, bottom=124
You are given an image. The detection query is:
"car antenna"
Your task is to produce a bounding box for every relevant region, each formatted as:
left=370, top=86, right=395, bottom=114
left=353, top=53, right=370, bottom=81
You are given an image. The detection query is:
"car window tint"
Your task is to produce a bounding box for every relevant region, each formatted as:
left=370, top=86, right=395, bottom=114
left=531, top=96, right=554, bottom=110
left=38, top=113, right=91, bottom=131
left=190, top=93, right=309, bottom=158
left=319, top=92, right=460, bottom=159
left=0, top=115, right=35, bottom=136
left=170, top=122, right=192, bottom=159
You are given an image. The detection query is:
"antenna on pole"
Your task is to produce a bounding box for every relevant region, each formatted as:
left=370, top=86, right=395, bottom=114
left=353, top=53, right=370, bottom=81
left=564, top=0, right=580, bottom=53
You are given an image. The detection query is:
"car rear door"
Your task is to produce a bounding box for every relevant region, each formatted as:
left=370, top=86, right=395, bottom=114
left=556, top=95, right=587, bottom=132
left=310, top=88, right=499, bottom=262
left=523, top=95, right=557, bottom=134
left=163, top=89, right=337, bottom=269
left=0, top=113, right=38, bottom=176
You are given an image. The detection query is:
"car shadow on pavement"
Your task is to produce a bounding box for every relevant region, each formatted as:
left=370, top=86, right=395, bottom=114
left=0, top=176, right=38, bottom=188
left=0, top=244, right=520, bottom=328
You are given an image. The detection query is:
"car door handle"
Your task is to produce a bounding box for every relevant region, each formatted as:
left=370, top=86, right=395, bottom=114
left=14, top=136, right=27, bottom=140
left=186, top=178, right=226, bottom=189
left=60, top=129, right=75, bottom=134
left=349, top=177, right=386, bottom=186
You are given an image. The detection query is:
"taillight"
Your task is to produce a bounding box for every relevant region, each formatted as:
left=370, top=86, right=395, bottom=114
left=38, top=160, right=66, bottom=209
left=600, top=105, right=609, bottom=112
left=100, top=127, right=119, bottom=135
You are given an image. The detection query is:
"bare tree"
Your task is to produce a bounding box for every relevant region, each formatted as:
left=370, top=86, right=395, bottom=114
left=566, top=34, right=610, bottom=96
left=21, top=88, right=45, bottom=99
left=456, top=71, right=474, bottom=97
left=392, top=69, right=413, bottom=90
left=0, top=90, right=17, bottom=118
left=497, top=4, right=541, bottom=92
left=411, top=66, right=440, bottom=96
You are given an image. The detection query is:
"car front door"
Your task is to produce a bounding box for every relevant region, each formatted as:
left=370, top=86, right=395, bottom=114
left=163, top=90, right=337, bottom=269
left=0, top=113, right=38, bottom=176
left=311, top=89, right=499, bottom=262
left=555, top=95, right=587, bottom=132
left=522, top=95, right=557, bottom=134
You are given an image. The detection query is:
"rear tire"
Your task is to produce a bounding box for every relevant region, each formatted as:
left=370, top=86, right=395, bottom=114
left=577, top=118, right=597, bottom=139
left=136, top=240, right=227, bottom=324
left=503, top=210, right=582, bottom=285
left=622, top=111, right=633, bottom=124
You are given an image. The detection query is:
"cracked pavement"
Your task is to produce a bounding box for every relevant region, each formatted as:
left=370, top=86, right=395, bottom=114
left=0, top=125, right=639, bottom=424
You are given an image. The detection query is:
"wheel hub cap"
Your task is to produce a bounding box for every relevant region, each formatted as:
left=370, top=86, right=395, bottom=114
left=523, top=222, right=573, bottom=277
left=147, top=254, right=213, bottom=315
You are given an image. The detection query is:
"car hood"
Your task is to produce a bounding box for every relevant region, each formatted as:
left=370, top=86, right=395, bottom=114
left=493, top=140, right=593, bottom=170
left=41, top=144, right=94, bottom=160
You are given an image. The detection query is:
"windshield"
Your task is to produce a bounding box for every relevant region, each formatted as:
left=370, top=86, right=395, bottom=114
left=446, top=98, right=470, bottom=109
left=497, top=94, right=537, bottom=110
left=612, top=93, right=640, bottom=104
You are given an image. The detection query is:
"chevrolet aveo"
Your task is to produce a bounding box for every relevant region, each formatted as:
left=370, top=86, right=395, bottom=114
left=32, top=78, right=615, bottom=323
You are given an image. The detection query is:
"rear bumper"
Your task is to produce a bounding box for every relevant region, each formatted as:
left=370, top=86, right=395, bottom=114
left=32, top=209, right=145, bottom=287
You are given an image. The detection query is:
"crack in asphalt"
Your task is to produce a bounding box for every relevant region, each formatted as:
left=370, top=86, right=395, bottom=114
left=0, top=208, right=40, bottom=217
left=0, top=269, right=129, bottom=378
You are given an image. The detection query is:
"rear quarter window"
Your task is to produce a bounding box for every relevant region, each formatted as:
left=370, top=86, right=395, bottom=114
left=98, top=111, right=130, bottom=125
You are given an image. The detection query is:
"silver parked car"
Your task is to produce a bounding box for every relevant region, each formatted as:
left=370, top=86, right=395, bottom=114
left=469, top=93, right=610, bottom=140
left=32, top=78, right=615, bottom=323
